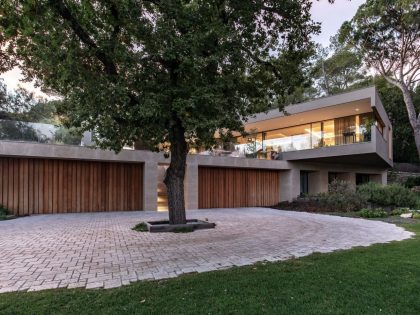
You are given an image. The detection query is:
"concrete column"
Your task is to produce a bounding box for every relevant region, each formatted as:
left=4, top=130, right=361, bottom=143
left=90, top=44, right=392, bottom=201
left=184, top=163, right=199, bottom=210
left=308, top=170, right=329, bottom=195
left=279, top=169, right=300, bottom=202
left=143, top=161, right=158, bottom=211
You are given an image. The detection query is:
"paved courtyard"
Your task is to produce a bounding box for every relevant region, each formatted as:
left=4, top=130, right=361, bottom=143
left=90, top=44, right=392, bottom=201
left=0, top=208, right=413, bottom=293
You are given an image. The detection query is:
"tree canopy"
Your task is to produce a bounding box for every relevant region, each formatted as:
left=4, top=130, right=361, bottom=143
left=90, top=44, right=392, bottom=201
left=0, top=1, right=322, bottom=223
left=311, top=37, right=366, bottom=96
left=339, top=0, right=420, bottom=158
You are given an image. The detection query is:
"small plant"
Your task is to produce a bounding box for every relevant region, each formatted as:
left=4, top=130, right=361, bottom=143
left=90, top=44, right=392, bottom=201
left=390, top=207, right=411, bottom=216
left=0, top=204, right=9, bottom=220
left=413, top=213, right=420, bottom=220
left=358, top=208, right=388, bottom=218
left=132, top=222, right=148, bottom=232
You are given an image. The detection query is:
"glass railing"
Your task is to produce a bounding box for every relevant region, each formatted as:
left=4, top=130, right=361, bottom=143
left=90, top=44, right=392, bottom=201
left=196, top=128, right=372, bottom=160
left=0, top=119, right=92, bottom=146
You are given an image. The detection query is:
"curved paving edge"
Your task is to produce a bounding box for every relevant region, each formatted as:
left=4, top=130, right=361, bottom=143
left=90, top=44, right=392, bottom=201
left=0, top=208, right=415, bottom=293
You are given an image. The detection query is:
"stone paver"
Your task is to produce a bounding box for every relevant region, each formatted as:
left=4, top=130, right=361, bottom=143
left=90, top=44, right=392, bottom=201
left=0, top=208, right=413, bottom=293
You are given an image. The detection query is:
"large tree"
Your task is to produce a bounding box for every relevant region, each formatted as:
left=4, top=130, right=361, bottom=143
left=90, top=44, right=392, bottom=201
left=339, top=0, right=420, bottom=158
left=0, top=1, right=321, bottom=224
left=374, top=77, right=420, bottom=163
left=312, top=37, right=366, bottom=96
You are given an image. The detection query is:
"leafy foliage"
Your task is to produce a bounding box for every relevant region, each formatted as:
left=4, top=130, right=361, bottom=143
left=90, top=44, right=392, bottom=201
left=0, top=0, right=322, bottom=222
left=311, top=38, right=366, bottom=96
left=339, top=0, right=420, bottom=157
left=357, top=182, right=420, bottom=209
left=404, top=176, right=420, bottom=189
left=316, top=179, right=366, bottom=212
left=374, top=77, right=420, bottom=163
left=0, top=79, right=39, bottom=120
left=390, top=207, right=411, bottom=216
left=132, top=222, right=148, bottom=232
left=358, top=208, right=388, bottom=218
left=0, top=204, right=9, bottom=220
left=0, top=1, right=320, bottom=152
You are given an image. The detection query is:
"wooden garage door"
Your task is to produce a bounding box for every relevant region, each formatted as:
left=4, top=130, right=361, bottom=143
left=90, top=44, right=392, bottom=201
left=0, top=157, right=143, bottom=215
left=198, top=167, right=280, bottom=209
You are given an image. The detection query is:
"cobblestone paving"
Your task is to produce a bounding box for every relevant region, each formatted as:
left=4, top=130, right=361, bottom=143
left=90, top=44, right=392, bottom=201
left=0, top=208, right=413, bottom=293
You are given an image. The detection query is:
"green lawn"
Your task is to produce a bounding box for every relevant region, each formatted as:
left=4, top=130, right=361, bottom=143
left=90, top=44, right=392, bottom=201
left=1, top=222, right=420, bottom=315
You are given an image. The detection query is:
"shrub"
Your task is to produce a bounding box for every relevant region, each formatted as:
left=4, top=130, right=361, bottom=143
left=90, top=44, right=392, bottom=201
left=359, top=208, right=388, bottom=218
left=413, top=213, right=420, bottom=220
left=404, top=176, right=420, bottom=189
left=0, top=204, right=9, bottom=220
left=390, top=207, right=410, bottom=216
left=0, top=204, right=8, bottom=215
left=316, top=180, right=367, bottom=212
left=132, top=222, right=148, bottom=232
left=357, top=182, right=420, bottom=209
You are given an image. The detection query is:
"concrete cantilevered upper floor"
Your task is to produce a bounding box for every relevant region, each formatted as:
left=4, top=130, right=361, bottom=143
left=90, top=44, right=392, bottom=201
left=229, top=87, right=393, bottom=167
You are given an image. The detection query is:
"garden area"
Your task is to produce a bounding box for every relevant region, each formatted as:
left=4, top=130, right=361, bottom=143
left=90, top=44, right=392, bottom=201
left=274, top=179, right=420, bottom=220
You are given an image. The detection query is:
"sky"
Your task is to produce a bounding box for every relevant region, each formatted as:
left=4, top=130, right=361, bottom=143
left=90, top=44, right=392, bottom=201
left=1, top=0, right=366, bottom=96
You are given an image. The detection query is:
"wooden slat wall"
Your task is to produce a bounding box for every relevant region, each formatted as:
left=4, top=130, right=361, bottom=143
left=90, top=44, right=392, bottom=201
left=198, top=167, right=280, bottom=209
left=0, top=157, right=143, bottom=215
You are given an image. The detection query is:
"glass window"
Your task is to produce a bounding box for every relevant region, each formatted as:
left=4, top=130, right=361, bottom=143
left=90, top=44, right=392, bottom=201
left=234, top=132, right=263, bottom=157
left=265, top=124, right=311, bottom=152
left=300, top=171, right=309, bottom=195
left=323, top=120, right=335, bottom=146
left=311, top=122, right=322, bottom=148
left=335, top=116, right=356, bottom=145
left=229, top=112, right=376, bottom=159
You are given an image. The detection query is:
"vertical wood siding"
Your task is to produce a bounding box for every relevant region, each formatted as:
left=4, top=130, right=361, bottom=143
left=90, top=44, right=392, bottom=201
left=198, top=167, right=280, bottom=209
left=0, top=157, right=143, bottom=215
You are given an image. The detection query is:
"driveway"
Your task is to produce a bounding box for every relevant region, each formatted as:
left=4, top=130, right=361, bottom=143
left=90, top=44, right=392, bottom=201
left=0, top=208, right=413, bottom=293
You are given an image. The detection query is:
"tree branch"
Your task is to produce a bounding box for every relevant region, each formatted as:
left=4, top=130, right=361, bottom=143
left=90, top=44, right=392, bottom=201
left=49, top=0, right=118, bottom=76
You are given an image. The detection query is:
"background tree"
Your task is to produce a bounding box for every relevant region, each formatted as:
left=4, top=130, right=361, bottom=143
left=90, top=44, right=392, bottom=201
left=339, top=0, right=420, bottom=157
left=0, top=1, right=321, bottom=224
left=0, top=79, right=38, bottom=120
left=312, top=37, right=366, bottom=96
left=375, top=77, right=420, bottom=163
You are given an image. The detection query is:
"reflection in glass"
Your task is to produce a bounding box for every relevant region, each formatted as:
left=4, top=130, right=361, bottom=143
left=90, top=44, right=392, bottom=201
left=233, top=113, right=374, bottom=158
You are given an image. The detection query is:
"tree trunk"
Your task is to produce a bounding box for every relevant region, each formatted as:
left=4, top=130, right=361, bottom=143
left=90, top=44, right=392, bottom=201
left=164, top=120, right=188, bottom=225
left=413, top=126, right=420, bottom=159
left=400, top=85, right=420, bottom=158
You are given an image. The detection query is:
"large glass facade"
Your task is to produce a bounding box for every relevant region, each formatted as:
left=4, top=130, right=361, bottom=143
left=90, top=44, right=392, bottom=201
left=233, top=113, right=374, bottom=158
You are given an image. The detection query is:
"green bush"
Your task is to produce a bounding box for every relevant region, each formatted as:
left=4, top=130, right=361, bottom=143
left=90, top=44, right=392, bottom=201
left=359, top=208, right=388, bottom=218
left=316, top=180, right=367, bottom=212
left=0, top=204, right=9, bottom=220
left=404, top=176, right=420, bottom=189
left=132, top=222, right=148, bottom=232
left=413, top=213, right=420, bottom=219
left=390, top=207, right=411, bottom=216
left=357, top=182, right=420, bottom=209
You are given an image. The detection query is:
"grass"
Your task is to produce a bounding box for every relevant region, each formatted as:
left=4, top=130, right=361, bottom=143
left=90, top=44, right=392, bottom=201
left=1, top=222, right=420, bottom=314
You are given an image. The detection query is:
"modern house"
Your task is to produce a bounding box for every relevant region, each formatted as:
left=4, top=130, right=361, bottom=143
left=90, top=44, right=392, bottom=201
left=0, top=87, right=392, bottom=215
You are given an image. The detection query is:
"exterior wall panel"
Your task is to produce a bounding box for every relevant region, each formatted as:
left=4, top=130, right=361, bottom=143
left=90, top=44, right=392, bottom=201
left=198, top=167, right=280, bottom=209
left=0, top=157, right=143, bottom=215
